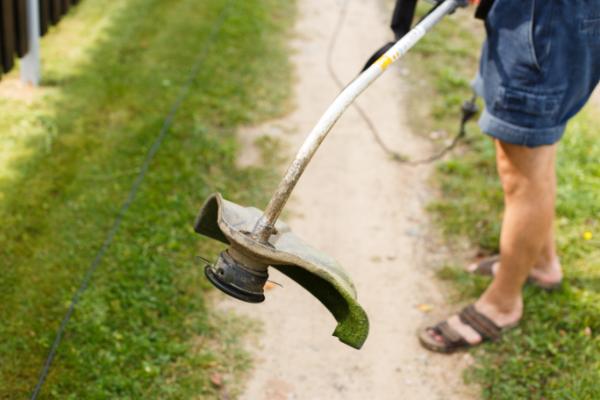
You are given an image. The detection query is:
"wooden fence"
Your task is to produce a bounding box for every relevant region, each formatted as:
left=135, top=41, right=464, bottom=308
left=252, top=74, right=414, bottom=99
left=1, top=0, right=80, bottom=76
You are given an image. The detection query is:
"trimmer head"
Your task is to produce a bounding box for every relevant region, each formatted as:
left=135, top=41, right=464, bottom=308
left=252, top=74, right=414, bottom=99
left=194, top=193, right=369, bottom=349
left=204, top=250, right=267, bottom=303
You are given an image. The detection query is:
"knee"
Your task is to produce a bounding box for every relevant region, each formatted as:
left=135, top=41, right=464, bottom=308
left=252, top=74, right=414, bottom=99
left=496, top=156, right=552, bottom=199
left=495, top=141, right=556, bottom=208
left=497, top=162, right=526, bottom=197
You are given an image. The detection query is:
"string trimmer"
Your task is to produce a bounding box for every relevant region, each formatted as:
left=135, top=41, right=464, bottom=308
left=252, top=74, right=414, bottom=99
left=194, top=0, right=470, bottom=349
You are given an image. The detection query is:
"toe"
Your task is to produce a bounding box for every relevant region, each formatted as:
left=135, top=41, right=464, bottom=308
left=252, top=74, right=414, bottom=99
left=425, top=327, right=445, bottom=344
left=419, top=327, right=448, bottom=352
left=466, top=262, right=478, bottom=273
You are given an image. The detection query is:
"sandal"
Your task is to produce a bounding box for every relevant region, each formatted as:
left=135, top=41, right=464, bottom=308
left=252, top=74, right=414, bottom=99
left=418, top=304, right=517, bottom=353
left=470, top=255, right=562, bottom=291
left=469, top=255, right=500, bottom=276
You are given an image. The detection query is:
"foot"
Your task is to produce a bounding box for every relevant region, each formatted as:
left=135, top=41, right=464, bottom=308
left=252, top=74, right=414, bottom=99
left=420, top=298, right=522, bottom=352
left=467, top=255, right=563, bottom=289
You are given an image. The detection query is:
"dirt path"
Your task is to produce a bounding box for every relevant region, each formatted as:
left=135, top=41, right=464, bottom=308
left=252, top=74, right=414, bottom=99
left=219, top=0, right=477, bottom=398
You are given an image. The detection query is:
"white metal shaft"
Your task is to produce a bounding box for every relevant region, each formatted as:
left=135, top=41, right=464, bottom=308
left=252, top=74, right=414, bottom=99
left=253, top=0, right=460, bottom=242
left=21, top=0, right=41, bottom=86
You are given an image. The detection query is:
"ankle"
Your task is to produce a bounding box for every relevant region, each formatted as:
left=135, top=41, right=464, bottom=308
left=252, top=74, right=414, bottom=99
left=476, top=290, right=523, bottom=325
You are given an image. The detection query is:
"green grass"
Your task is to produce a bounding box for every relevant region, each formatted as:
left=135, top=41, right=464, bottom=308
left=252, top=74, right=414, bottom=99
left=0, top=0, right=294, bottom=398
left=408, top=4, right=600, bottom=399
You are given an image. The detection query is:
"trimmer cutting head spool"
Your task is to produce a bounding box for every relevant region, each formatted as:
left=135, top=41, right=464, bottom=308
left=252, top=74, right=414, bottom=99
left=204, top=250, right=268, bottom=303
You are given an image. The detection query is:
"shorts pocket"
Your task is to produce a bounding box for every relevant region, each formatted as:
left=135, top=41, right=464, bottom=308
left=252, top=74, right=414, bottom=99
left=493, top=86, right=564, bottom=117
left=485, top=0, right=542, bottom=74
left=528, top=0, right=542, bottom=71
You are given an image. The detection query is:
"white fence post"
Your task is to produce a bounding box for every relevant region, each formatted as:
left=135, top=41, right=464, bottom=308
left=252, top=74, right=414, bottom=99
left=20, top=0, right=41, bottom=86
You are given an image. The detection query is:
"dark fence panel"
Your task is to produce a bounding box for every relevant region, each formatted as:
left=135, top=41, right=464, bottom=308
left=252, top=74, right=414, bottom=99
left=49, top=0, right=60, bottom=24
left=15, top=0, right=29, bottom=57
left=1, top=0, right=16, bottom=73
left=0, top=0, right=80, bottom=75
left=39, top=0, right=49, bottom=36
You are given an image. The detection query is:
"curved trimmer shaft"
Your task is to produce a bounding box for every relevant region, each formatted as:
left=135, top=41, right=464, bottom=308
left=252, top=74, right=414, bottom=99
left=196, top=0, right=467, bottom=349
left=252, top=0, right=465, bottom=243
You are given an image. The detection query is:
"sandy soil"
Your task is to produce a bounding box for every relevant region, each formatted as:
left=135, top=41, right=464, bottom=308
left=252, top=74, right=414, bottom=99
left=218, top=0, right=478, bottom=399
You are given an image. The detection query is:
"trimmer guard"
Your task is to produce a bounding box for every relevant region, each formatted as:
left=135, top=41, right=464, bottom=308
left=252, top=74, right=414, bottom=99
left=194, top=193, right=369, bottom=349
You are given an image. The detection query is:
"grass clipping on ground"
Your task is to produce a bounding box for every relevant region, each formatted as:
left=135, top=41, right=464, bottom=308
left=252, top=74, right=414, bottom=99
left=0, top=0, right=294, bottom=398
left=408, top=4, right=600, bottom=400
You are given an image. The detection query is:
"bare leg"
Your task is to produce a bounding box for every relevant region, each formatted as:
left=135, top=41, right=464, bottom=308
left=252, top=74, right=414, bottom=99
left=431, top=140, right=558, bottom=345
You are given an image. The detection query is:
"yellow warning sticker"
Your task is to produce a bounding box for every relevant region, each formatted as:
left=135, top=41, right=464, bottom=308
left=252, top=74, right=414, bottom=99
left=376, top=55, right=393, bottom=70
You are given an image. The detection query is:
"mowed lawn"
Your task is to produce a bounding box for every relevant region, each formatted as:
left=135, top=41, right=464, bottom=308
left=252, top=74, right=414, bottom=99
left=408, top=5, right=600, bottom=399
left=0, top=0, right=293, bottom=397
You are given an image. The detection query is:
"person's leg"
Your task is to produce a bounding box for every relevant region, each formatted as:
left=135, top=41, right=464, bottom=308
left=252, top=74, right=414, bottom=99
left=477, top=140, right=556, bottom=316
left=466, top=159, right=563, bottom=286
left=427, top=139, right=557, bottom=345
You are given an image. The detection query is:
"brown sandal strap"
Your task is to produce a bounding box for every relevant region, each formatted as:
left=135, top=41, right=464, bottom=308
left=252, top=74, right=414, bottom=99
left=473, top=255, right=500, bottom=276
left=430, top=321, right=468, bottom=348
left=459, top=304, right=502, bottom=341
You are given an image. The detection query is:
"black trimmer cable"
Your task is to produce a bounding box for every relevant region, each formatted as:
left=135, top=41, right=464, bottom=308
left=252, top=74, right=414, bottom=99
left=327, top=0, right=478, bottom=165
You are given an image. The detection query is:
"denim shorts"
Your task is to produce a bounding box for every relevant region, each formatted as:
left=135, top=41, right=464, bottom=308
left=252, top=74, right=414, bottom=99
left=473, top=0, right=600, bottom=147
